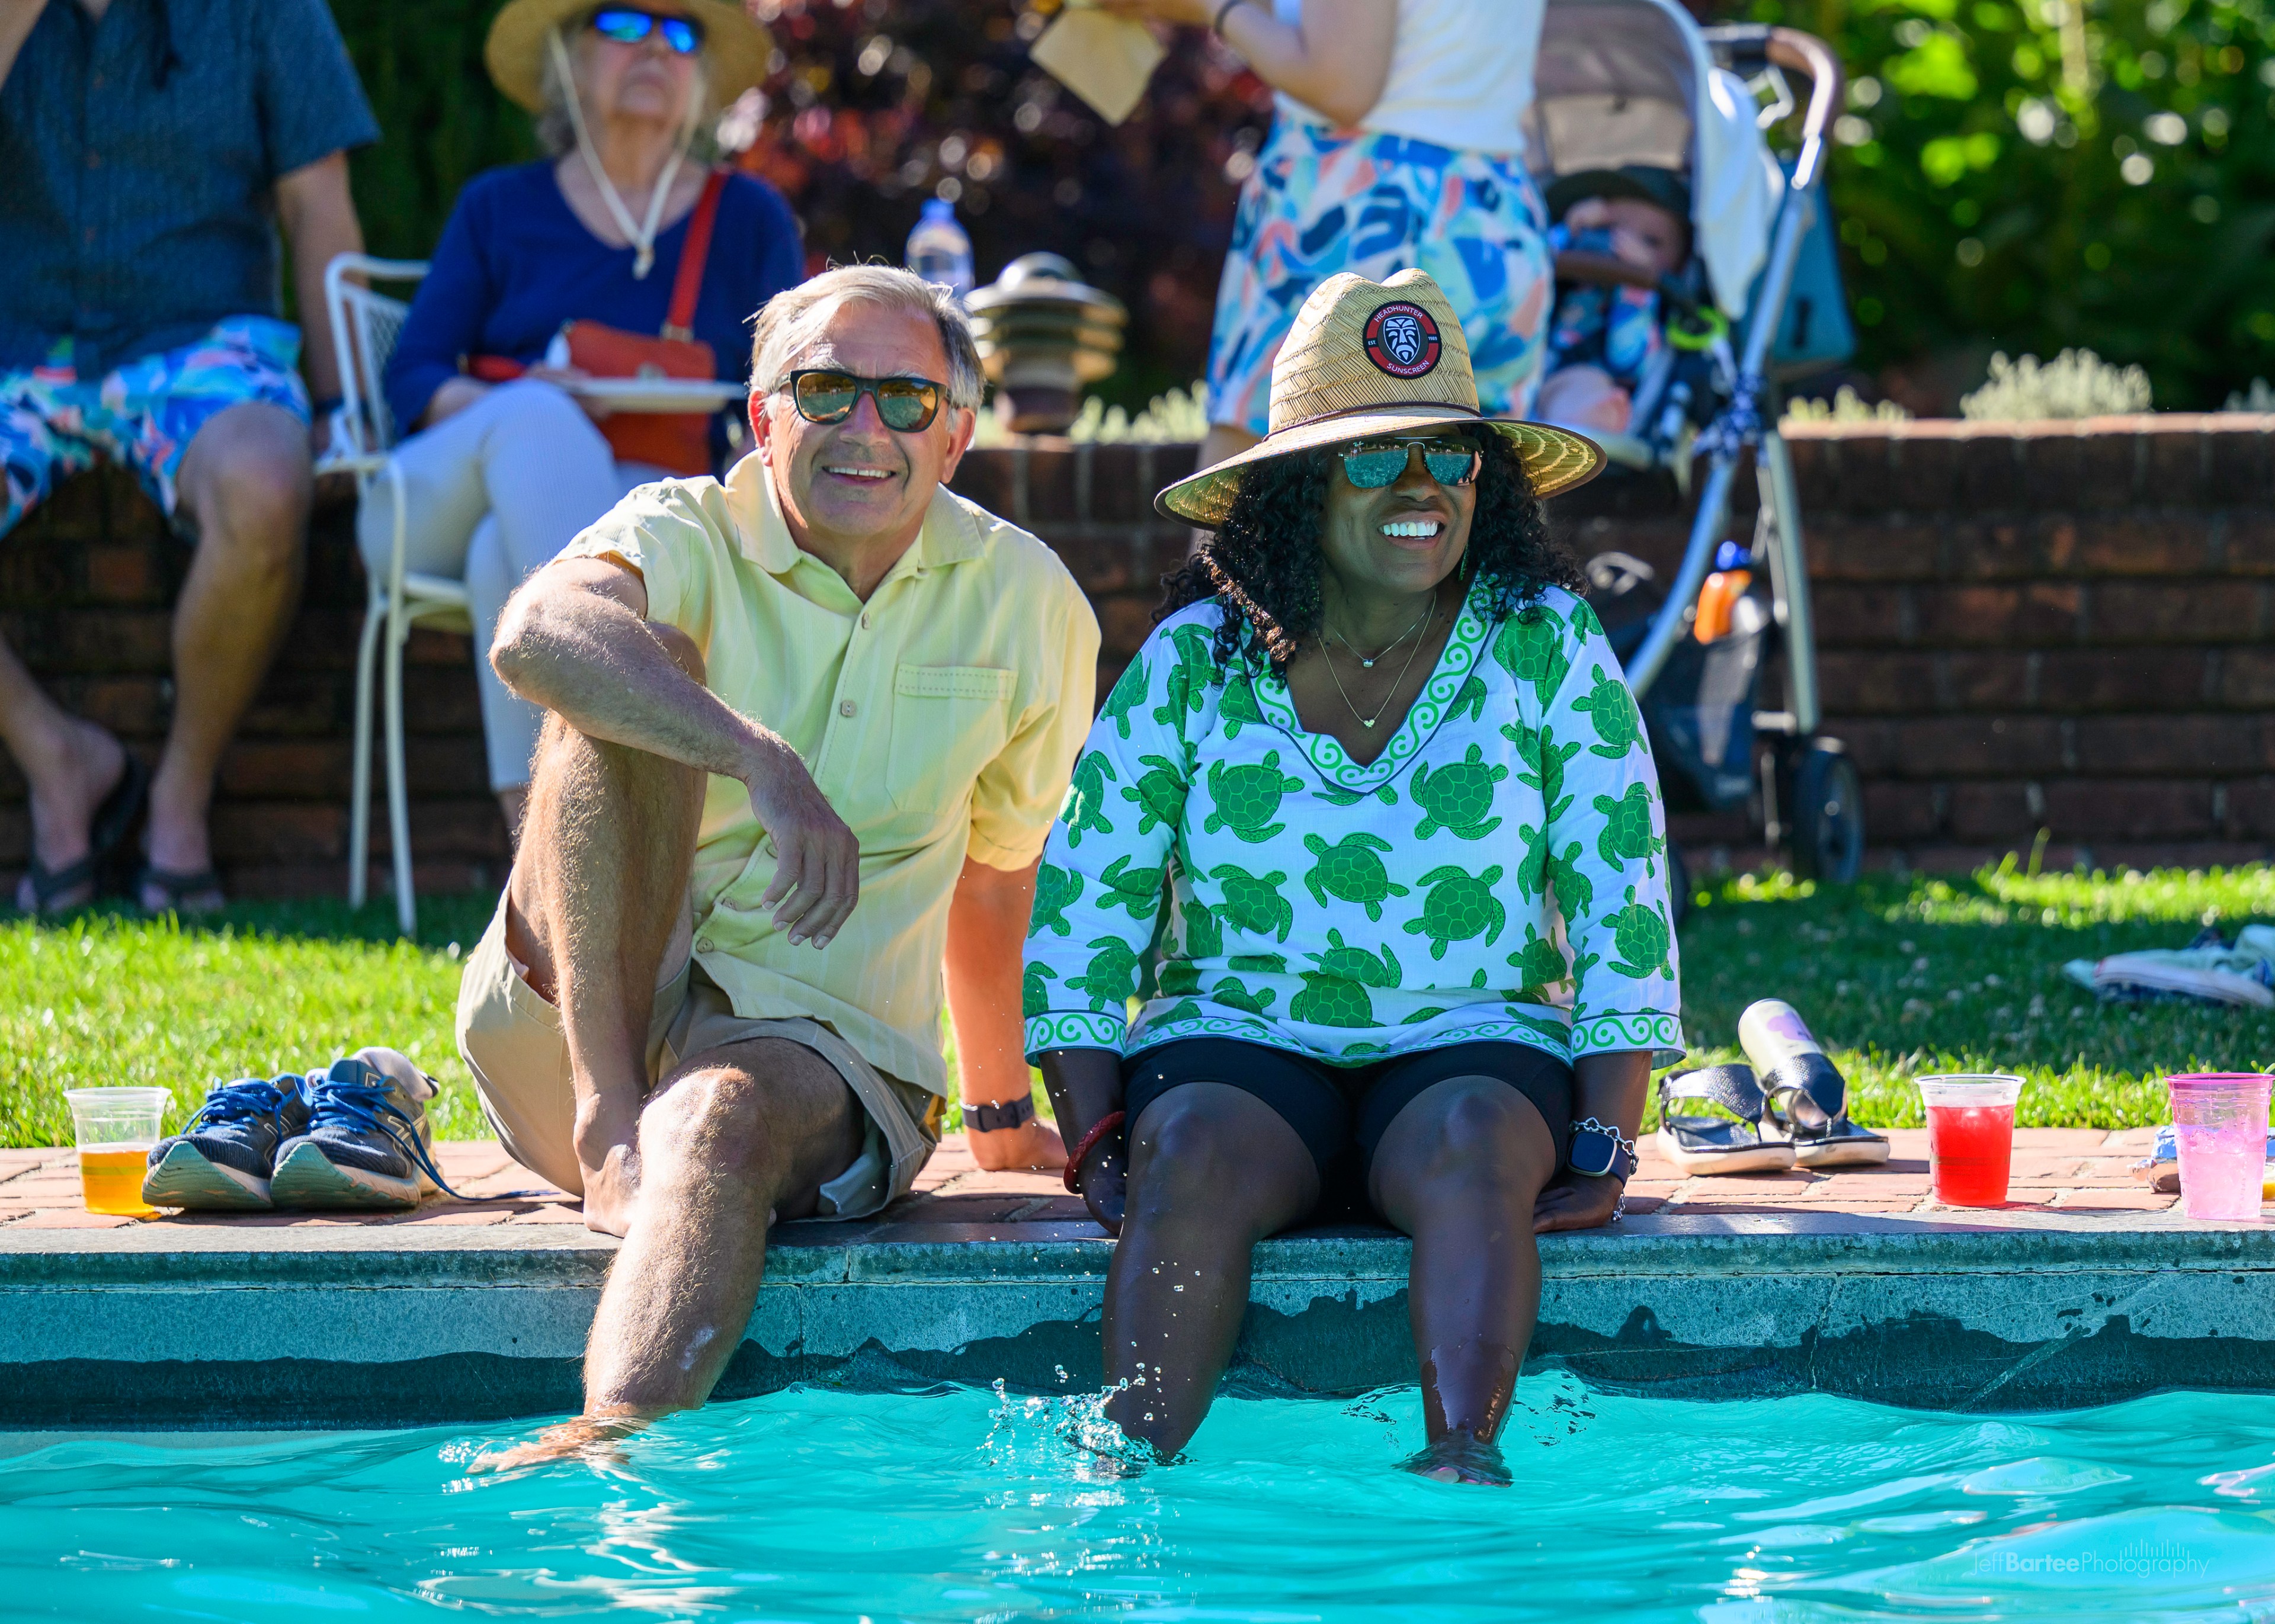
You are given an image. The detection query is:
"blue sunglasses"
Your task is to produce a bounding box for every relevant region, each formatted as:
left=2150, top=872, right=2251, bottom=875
left=589, top=8, right=703, bottom=54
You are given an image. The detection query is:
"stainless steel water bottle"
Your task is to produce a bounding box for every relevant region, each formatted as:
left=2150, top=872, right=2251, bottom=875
left=1736, top=999, right=1843, bottom=1131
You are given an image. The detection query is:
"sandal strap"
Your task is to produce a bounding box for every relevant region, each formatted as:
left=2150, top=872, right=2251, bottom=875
left=137, top=865, right=225, bottom=909
left=1759, top=1059, right=1843, bottom=1133
left=1661, top=1064, right=1767, bottom=1122
left=25, top=855, right=98, bottom=910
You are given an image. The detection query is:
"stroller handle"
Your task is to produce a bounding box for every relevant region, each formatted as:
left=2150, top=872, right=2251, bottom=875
left=1704, top=24, right=1845, bottom=190
left=1767, top=30, right=1843, bottom=190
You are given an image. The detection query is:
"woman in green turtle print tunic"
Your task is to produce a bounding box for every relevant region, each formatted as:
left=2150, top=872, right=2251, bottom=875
left=1027, top=268, right=1682, bottom=1483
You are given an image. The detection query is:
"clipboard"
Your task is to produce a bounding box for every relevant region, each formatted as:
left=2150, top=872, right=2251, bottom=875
left=1029, top=5, right=1168, bottom=126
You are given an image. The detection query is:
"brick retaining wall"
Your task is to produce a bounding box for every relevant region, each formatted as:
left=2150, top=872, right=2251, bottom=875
left=4, top=416, right=2271, bottom=899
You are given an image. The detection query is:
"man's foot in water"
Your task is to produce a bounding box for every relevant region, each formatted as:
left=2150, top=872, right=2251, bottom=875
left=473, top=1414, right=647, bottom=1472
left=1404, top=1433, right=1513, bottom=1486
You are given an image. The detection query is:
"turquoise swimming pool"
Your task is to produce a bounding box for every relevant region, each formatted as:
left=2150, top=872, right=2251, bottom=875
left=6, top=1376, right=2275, bottom=1620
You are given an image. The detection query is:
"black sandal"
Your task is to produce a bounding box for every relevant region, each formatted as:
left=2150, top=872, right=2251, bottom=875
left=19, top=752, right=147, bottom=915
left=136, top=864, right=226, bottom=916
left=1760, top=1072, right=1892, bottom=1168
left=1654, top=1065, right=1799, bottom=1175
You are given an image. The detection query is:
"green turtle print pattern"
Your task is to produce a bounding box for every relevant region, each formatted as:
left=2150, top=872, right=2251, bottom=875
left=1022, top=585, right=1684, bottom=1067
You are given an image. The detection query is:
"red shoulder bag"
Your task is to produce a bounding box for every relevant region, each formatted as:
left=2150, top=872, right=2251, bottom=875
left=470, top=169, right=732, bottom=477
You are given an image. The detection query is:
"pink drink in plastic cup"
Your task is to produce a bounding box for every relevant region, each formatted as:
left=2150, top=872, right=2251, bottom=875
left=1918, top=1074, right=2023, bottom=1206
left=2167, top=1073, right=2272, bottom=1222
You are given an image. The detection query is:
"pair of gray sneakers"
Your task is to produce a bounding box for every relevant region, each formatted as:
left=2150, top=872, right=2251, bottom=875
left=142, top=1047, right=446, bottom=1212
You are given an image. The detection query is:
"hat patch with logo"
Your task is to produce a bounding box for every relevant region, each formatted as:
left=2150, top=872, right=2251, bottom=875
left=1363, top=301, right=1442, bottom=380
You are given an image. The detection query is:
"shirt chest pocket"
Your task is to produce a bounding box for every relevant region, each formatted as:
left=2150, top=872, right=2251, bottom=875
left=887, top=664, right=1015, bottom=814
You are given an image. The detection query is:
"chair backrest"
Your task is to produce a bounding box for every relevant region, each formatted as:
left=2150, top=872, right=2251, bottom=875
left=323, top=254, right=430, bottom=460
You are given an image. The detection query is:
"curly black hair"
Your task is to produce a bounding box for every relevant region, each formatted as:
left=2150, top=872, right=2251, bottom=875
left=1156, top=428, right=1583, bottom=674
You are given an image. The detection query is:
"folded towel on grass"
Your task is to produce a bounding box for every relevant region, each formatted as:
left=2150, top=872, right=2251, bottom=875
left=2063, top=923, right=2275, bottom=1009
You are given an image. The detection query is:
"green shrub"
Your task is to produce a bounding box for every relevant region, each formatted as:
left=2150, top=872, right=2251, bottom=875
left=332, top=0, right=536, bottom=264
left=970, top=382, right=1211, bottom=446
left=1783, top=384, right=1916, bottom=422
left=1743, top=0, right=2275, bottom=409
left=1959, top=347, right=2154, bottom=417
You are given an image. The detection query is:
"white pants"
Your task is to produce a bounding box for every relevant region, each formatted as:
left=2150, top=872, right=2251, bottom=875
left=355, top=379, right=659, bottom=791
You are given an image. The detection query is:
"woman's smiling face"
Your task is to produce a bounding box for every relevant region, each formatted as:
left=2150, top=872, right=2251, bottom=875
left=1315, top=433, right=1479, bottom=601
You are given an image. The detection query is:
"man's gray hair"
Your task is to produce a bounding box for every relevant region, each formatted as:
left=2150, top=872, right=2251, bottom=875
left=750, top=266, right=986, bottom=412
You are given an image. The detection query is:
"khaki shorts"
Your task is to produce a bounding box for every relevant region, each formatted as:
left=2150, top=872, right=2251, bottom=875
left=454, top=892, right=941, bottom=1219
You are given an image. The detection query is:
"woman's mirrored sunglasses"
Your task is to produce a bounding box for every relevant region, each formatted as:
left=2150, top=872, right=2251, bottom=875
left=783, top=369, right=946, bottom=432
left=589, top=8, right=704, bottom=54
left=1337, top=435, right=1482, bottom=490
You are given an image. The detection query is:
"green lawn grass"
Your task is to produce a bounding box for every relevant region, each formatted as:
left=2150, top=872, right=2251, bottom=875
left=1674, top=861, right=2275, bottom=1129
left=4, top=864, right=2271, bottom=1148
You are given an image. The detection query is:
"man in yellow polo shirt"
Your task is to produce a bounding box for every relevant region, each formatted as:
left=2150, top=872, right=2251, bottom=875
left=455, top=266, right=1098, bottom=1453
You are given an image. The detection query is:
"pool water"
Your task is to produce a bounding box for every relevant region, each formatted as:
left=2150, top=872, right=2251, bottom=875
left=8, top=1375, right=2275, bottom=1622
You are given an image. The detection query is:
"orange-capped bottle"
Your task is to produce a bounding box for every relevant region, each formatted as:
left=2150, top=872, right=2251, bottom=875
left=1693, top=541, right=1753, bottom=642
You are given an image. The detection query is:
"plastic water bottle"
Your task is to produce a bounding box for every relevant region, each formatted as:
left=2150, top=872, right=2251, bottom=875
left=906, top=198, right=975, bottom=301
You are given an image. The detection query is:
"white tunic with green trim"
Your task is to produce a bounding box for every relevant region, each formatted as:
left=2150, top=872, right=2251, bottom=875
left=1021, top=582, right=1686, bottom=1071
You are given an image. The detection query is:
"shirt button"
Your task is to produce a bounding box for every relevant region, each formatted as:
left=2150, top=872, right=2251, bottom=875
left=82, top=227, right=96, bottom=245
left=90, top=73, right=104, bottom=89
left=696, top=936, right=714, bottom=954
left=85, top=152, right=101, bottom=169
left=860, top=612, right=871, bottom=629
left=839, top=699, right=857, bottom=718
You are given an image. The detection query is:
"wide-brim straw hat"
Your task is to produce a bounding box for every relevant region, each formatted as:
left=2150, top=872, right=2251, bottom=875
left=485, top=0, right=772, bottom=114
left=1157, top=268, right=1604, bottom=528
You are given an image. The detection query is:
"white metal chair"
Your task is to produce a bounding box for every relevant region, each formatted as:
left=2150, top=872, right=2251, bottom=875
left=320, top=253, right=463, bottom=937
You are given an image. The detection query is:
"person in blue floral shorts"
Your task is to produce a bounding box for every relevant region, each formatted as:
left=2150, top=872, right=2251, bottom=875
left=1101, top=0, right=1555, bottom=486
left=1026, top=270, right=1682, bottom=1482
left=0, top=0, right=373, bottom=914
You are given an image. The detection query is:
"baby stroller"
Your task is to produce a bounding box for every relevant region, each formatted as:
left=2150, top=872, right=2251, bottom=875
left=1524, top=0, right=1866, bottom=888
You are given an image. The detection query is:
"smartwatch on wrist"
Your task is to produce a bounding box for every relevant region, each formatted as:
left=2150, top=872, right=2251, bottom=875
left=965, top=1096, right=1035, bottom=1134
left=1567, top=1116, right=1638, bottom=1181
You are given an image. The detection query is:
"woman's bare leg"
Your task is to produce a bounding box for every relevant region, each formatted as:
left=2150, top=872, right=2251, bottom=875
left=1102, top=1082, right=1317, bottom=1456
left=1369, top=1076, right=1559, bottom=1485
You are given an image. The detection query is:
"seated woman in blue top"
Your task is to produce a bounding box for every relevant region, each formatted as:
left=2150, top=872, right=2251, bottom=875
left=370, top=0, right=800, bottom=835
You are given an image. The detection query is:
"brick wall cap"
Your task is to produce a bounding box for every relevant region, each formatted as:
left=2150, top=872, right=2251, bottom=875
left=1780, top=414, right=2274, bottom=444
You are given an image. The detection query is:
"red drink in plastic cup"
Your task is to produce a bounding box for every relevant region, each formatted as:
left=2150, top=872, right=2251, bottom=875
left=1918, top=1074, right=2023, bottom=1206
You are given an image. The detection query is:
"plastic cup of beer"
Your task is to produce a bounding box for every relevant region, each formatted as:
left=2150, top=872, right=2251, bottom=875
left=63, top=1087, right=170, bottom=1217
left=2166, top=1073, right=2272, bottom=1222
left=1918, top=1073, right=2023, bottom=1206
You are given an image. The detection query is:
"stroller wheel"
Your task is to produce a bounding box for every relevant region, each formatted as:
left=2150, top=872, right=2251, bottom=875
left=1789, top=740, right=1865, bottom=884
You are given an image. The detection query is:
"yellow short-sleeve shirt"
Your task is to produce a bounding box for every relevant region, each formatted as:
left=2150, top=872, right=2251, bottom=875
left=560, top=453, right=1100, bottom=1095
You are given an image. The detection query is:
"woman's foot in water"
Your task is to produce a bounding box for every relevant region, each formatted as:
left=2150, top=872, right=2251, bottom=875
left=1405, top=1433, right=1513, bottom=1486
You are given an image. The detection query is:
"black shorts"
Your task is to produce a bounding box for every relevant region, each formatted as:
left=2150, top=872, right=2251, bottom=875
left=1123, top=1038, right=1574, bottom=1208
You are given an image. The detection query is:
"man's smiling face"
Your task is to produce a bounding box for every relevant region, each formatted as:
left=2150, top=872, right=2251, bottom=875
left=753, top=301, right=974, bottom=563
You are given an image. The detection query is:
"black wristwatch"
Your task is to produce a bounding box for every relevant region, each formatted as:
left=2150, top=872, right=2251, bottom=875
left=965, top=1096, right=1036, bottom=1134
left=1567, top=1116, right=1638, bottom=1181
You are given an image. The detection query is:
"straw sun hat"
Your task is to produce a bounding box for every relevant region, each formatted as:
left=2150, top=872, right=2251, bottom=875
left=484, top=0, right=772, bottom=114
left=1156, top=269, right=1604, bottom=528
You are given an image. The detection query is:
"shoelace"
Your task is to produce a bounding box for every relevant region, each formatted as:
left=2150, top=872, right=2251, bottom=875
left=188, top=1074, right=299, bottom=1129
left=302, top=1071, right=467, bottom=1200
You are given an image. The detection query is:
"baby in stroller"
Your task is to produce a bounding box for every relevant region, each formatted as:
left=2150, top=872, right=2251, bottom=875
left=1534, top=165, right=1693, bottom=436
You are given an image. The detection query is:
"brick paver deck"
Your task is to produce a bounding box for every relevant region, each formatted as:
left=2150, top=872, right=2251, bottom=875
left=0, top=1128, right=2179, bottom=1233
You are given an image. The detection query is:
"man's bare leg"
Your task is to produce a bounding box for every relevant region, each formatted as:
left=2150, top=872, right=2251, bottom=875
left=504, top=625, right=710, bottom=1218
left=145, top=402, right=312, bottom=909
left=0, top=636, right=127, bottom=911
left=583, top=1037, right=863, bottom=1414
left=481, top=624, right=866, bottom=1463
